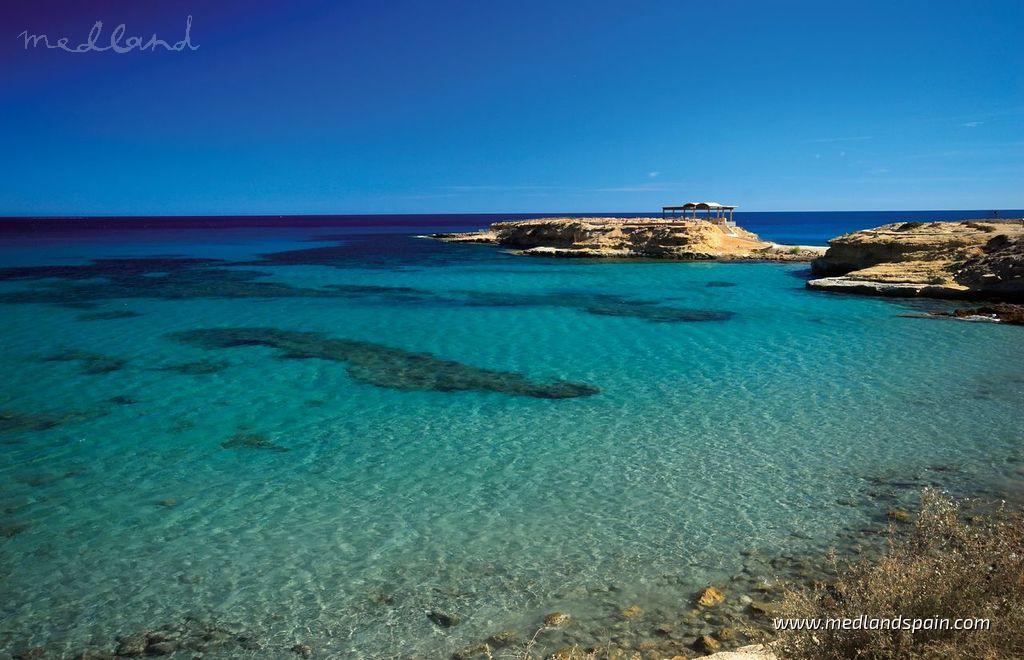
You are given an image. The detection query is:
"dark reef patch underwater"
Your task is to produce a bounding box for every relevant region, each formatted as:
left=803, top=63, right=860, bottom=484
left=221, top=431, right=290, bottom=453
left=155, top=359, right=232, bottom=376
left=40, top=349, right=127, bottom=375
left=0, top=247, right=733, bottom=324
left=169, top=327, right=600, bottom=398
left=0, top=408, right=109, bottom=437
left=459, top=290, right=735, bottom=323
left=75, top=309, right=142, bottom=321
left=0, top=409, right=68, bottom=433
left=0, top=257, right=350, bottom=304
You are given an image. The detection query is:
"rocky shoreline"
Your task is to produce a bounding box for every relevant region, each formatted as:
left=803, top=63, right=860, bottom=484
left=429, top=217, right=825, bottom=261
left=807, top=219, right=1024, bottom=301
left=431, top=217, right=1024, bottom=309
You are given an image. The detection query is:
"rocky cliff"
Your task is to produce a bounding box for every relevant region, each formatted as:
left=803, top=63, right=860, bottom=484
left=808, top=219, right=1024, bottom=300
left=431, top=217, right=824, bottom=261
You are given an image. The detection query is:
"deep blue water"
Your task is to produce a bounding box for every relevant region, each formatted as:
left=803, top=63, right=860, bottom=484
left=2, top=209, right=1019, bottom=245
left=0, top=211, right=1022, bottom=658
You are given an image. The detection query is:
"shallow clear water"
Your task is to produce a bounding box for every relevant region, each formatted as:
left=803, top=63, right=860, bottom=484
left=1, top=213, right=1022, bottom=658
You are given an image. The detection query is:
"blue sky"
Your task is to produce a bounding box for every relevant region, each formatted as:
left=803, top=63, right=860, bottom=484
left=1, top=0, right=1022, bottom=215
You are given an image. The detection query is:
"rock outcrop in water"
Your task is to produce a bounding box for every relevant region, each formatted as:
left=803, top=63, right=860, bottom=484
left=430, top=217, right=824, bottom=260
left=808, top=219, right=1024, bottom=300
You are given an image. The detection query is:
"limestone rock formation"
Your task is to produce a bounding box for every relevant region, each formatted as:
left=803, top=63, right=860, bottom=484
left=808, top=219, right=1024, bottom=300
left=430, top=217, right=824, bottom=261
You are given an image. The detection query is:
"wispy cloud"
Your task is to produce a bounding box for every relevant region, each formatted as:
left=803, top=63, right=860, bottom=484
left=962, top=121, right=983, bottom=128
left=647, top=171, right=660, bottom=178
left=805, top=135, right=874, bottom=143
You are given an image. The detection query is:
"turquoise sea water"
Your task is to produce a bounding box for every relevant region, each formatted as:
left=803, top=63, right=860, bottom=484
left=1, top=213, right=1022, bottom=658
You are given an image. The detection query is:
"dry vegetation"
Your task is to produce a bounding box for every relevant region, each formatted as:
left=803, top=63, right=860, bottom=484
left=776, top=489, right=1024, bottom=659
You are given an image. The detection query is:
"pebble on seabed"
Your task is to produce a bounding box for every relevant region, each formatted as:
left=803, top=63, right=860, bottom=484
left=695, top=586, right=726, bottom=608
left=543, top=611, right=572, bottom=628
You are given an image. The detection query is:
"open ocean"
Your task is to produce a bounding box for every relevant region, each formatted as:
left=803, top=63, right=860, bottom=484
left=1, top=211, right=1023, bottom=658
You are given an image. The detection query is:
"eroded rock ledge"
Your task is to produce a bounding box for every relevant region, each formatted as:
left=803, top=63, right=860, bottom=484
left=429, top=217, right=825, bottom=261
left=807, top=219, right=1024, bottom=300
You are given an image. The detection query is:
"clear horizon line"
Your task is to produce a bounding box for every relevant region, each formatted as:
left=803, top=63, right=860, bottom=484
left=2, top=207, right=1023, bottom=220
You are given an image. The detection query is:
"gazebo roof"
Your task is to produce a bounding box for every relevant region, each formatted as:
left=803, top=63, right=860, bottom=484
left=662, top=201, right=737, bottom=210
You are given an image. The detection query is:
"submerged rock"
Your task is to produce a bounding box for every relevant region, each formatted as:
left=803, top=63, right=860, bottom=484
left=486, top=630, right=519, bottom=648
left=547, top=645, right=588, bottom=659
left=716, top=627, right=738, bottom=641
left=0, top=248, right=734, bottom=327
left=291, top=642, right=313, bottom=657
left=75, top=310, right=141, bottom=321
left=0, top=257, right=362, bottom=305
left=462, top=289, right=734, bottom=324
left=452, top=642, right=490, bottom=659
left=61, top=617, right=258, bottom=659
left=747, top=601, right=780, bottom=618
left=17, top=470, right=82, bottom=487
left=73, top=648, right=116, bottom=659
left=544, top=611, right=572, bottom=628
left=171, top=327, right=600, bottom=399
left=696, top=586, right=726, bottom=608
left=427, top=610, right=461, bottom=627
left=114, top=632, right=148, bottom=656
left=0, top=409, right=64, bottom=433
left=144, top=640, right=176, bottom=655
left=169, top=419, right=196, bottom=433
left=221, top=431, right=290, bottom=453
left=695, top=634, right=722, bottom=653
left=1, top=521, right=30, bottom=538
left=158, top=359, right=232, bottom=375
left=619, top=605, right=644, bottom=619
left=41, top=349, right=126, bottom=375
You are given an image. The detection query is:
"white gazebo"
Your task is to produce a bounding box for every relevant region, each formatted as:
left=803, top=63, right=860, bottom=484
left=662, top=202, right=737, bottom=226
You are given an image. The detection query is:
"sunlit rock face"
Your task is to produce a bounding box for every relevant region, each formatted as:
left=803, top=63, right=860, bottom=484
left=428, top=213, right=827, bottom=259
left=430, top=217, right=823, bottom=261
left=808, top=220, right=1024, bottom=300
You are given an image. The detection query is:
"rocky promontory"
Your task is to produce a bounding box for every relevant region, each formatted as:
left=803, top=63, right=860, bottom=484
left=430, top=217, right=825, bottom=261
left=808, top=219, right=1024, bottom=300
